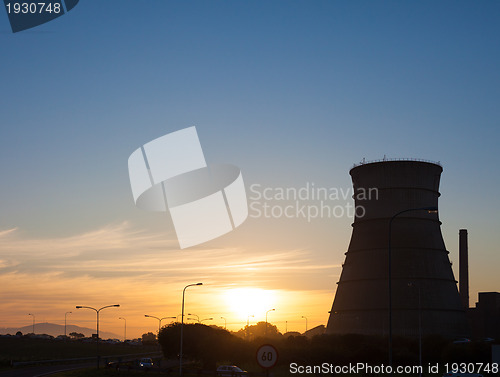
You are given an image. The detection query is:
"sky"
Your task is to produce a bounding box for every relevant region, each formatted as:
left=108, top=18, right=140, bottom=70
left=0, top=1, right=499, bottom=339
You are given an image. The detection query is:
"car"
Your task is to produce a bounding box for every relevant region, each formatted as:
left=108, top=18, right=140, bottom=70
left=216, top=365, right=248, bottom=376
left=138, top=358, right=154, bottom=368
left=452, top=338, right=471, bottom=344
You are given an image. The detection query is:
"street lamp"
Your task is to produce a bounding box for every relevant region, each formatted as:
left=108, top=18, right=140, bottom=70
left=76, top=304, right=120, bottom=368
left=408, top=283, right=422, bottom=377
left=187, top=313, right=199, bottom=322
left=246, top=315, right=254, bottom=340
left=145, top=315, right=176, bottom=333
left=265, top=309, right=275, bottom=336
left=119, top=317, right=126, bottom=342
left=388, top=206, right=437, bottom=367
left=301, top=316, right=308, bottom=333
left=28, top=313, right=35, bottom=334
left=220, top=316, right=227, bottom=330
left=180, top=283, right=202, bottom=376
left=165, top=316, right=176, bottom=325
left=65, top=311, right=72, bottom=338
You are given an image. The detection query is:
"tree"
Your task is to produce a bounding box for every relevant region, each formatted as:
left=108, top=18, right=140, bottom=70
left=69, top=332, right=84, bottom=339
left=142, top=332, right=157, bottom=345
left=235, top=321, right=282, bottom=340
left=158, top=323, right=250, bottom=369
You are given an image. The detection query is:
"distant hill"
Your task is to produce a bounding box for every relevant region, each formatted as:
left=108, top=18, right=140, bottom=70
left=0, top=322, right=120, bottom=339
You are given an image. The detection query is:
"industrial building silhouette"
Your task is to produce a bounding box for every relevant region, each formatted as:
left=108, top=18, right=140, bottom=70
left=327, top=159, right=469, bottom=338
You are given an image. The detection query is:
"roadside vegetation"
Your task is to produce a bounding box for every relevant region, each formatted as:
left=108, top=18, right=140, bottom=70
left=158, top=323, right=494, bottom=370
left=1, top=323, right=497, bottom=376
left=0, top=334, right=158, bottom=368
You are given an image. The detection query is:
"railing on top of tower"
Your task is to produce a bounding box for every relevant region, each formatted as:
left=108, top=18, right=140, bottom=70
left=352, top=157, right=442, bottom=169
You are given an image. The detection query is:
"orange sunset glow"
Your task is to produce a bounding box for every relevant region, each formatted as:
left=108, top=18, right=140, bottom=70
left=2, top=6, right=500, bottom=373
left=0, top=223, right=337, bottom=338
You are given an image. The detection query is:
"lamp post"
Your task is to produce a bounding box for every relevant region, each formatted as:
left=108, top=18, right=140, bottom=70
left=301, top=316, right=308, bottom=333
left=408, top=283, right=422, bottom=377
left=388, top=206, right=437, bottom=367
left=265, top=309, right=275, bottom=336
left=119, top=317, right=126, bottom=342
left=180, top=283, right=202, bottom=376
left=246, top=315, right=254, bottom=340
left=187, top=313, right=199, bottom=323
left=65, top=311, right=72, bottom=338
left=76, top=304, right=120, bottom=368
left=220, top=317, right=227, bottom=330
left=28, top=313, right=35, bottom=334
left=165, top=317, right=176, bottom=325
left=145, top=315, right=175, bottom=333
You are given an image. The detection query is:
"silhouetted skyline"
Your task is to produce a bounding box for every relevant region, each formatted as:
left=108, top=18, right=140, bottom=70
left=1, top=1, right=499, bottom=339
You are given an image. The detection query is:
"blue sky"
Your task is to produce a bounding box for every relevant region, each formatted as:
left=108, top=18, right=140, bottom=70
left=0, top=1, right=499, bottom=335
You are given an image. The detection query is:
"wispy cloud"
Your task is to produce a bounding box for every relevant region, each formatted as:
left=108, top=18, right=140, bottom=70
left=0, top=223, right=339, bottom=335
left=0, top=227, right=18, bottom=237
left=0, top=222, right=340, bottom=285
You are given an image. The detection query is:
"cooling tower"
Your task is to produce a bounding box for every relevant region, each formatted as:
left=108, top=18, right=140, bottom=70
left=326, top=160, right=468, bottom=338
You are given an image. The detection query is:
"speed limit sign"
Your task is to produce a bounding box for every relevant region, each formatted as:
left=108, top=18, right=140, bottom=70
left=256, top=344, right=278, bottom=369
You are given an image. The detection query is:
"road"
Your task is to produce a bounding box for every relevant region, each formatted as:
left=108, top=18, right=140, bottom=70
left=0, top=362, right=95, bottom=377
left=0, top=351, right=166, bottom=376
left=0, top=358, right=178, bottom=377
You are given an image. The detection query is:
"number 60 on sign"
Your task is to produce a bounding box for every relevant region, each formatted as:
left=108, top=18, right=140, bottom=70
left=256, top=344, right=278, bottom=369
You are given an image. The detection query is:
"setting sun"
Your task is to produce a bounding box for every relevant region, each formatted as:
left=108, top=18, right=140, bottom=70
left=224, top=288, right=277, bottom=321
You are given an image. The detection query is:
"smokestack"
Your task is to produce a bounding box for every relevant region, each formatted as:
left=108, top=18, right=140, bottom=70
left=459, top=229, right=469, bottom=309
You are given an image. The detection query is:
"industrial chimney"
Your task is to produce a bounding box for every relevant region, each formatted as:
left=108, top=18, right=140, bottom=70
left=459, top=229, right=469, bottom=309
left=326, top=160, right=468, bottom=338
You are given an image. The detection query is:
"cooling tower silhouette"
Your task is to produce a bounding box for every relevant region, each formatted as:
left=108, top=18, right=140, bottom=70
left=326, top=160, right=468, bottom=338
